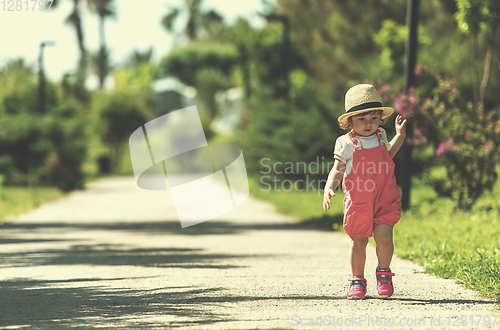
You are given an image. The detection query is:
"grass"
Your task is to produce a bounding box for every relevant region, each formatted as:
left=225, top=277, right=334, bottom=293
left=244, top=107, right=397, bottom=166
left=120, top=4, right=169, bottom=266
left=0, top=186, right=64, bottom=223
left=248, top=174, right=500, bottom=301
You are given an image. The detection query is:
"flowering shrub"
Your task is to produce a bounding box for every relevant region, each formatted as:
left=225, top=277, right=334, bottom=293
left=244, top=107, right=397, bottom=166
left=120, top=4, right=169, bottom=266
left=373, top=66, right=500, bottom=209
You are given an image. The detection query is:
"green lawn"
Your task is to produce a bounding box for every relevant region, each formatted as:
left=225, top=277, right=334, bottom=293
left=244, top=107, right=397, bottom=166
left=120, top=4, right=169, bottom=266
left=0, top=186, right=64, bottom=223
left=248, top=174, right=500, bottom=300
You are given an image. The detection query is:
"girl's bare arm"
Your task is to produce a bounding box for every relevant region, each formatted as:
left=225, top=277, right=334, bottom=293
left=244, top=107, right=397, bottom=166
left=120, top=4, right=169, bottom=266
left=323, top=159, right=346, bottom=211
left=389, top=115, right=407, bottom=158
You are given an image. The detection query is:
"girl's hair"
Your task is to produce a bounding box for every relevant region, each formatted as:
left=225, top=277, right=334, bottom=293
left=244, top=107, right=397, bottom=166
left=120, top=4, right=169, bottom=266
left=338, top=110, right=386, bottom=129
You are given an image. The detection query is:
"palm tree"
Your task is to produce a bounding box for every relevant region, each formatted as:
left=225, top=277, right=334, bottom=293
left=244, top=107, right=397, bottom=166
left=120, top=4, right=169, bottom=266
left=65, top=0, right=87, bottom=73
left=87, top=0, right=116, bottom=89
left=125, top=47, right=154, bottom=68
left=51, top=0, right=90, bottom=103
left=161, top=0, right=224, bottom=41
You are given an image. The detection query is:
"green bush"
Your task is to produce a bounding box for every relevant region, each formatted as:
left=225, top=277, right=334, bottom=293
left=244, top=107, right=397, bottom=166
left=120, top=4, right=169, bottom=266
left=374, top=69, right=500, bottom=209
left=0, top=80, right=88, bottom=191
left=44, top=101, right=88, bottom=191
left=241, top=79, right=342, bottom=187
left=94, top=91, right=149, bottom=172
left=160, top=42, right=237, bottom=87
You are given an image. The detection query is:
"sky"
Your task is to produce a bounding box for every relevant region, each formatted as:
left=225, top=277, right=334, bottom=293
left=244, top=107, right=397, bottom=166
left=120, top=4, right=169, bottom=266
left=0, top=0, right=266, bottom=89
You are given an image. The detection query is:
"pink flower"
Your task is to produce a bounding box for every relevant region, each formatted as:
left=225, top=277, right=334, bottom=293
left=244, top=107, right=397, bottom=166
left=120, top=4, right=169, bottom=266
left=408, top=86, right=416, bottom=103
left=436, top=139, right=453, bottom=156
left=414, top=64, right=422, bottom=76
left=436, top=144, right=445, bottom=156
left=378, top=83, right=391, bottom=94
left=484, top=140, right=494, bottom=153
left=377, top=78, right=382, bottom=85
left=394, top=95, right=404, bottom=115
left=384, top=96, right=390, bottom=103
left=464, top=130, right=473, bottom=141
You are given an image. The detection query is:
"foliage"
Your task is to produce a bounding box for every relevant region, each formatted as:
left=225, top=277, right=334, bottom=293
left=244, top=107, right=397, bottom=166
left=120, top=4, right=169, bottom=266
left=453, top=0, right=500, bottom=111
left=160, top=42, right=237, bottom=87
left=241, top=76, right=342, bottom=186
left=394, top=179, right=500, bottom=299
left=88, top=0, right=116, bottom=90
left=90, top=46, right=113, bottom=90
left=124, top=47, right=154, bottom=68
left=113, top=62, right=157, bottom=108
left=372, top=20, right=408, bottom=78
left=94, top=91, right=149, bottom=172
left=277, top=0, right=407, bottom=98
left=161, top=0, right=225, bottom=41
left=44, top=101, right=88, bottom=191
left=160, top=42, right=237, bottom=136
left=0, top=84, right=88, bottom=191
left=373, top=67, right=500, bottom=209
left=0, top=186, right=63, bottom=224
left=454, top=0, right=500, bottom=34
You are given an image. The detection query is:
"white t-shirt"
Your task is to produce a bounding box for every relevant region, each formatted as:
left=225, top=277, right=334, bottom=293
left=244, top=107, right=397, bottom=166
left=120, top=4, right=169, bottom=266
left=334, top=128, right=391, bottom=175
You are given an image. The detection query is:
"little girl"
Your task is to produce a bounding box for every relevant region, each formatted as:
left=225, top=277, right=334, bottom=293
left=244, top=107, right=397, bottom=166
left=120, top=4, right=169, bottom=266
left=323, top=84, right=406, bottom=299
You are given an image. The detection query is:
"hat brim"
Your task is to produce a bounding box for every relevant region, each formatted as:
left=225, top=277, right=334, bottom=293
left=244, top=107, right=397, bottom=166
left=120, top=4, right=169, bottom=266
left=338, top=107, right=394, bottom=127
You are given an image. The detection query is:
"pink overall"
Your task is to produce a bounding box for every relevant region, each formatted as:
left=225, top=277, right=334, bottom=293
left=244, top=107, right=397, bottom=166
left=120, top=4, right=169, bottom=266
left=342, top=129, right=401, bottom=237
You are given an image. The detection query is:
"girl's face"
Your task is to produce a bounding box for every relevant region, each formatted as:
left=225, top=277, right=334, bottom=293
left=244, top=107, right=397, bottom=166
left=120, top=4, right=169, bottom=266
left=351, top=112, right=381, bottom=136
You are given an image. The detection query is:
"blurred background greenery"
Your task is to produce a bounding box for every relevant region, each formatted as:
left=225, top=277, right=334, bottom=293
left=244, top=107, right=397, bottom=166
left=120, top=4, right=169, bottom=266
left=0, top=0, right=499, bottom=299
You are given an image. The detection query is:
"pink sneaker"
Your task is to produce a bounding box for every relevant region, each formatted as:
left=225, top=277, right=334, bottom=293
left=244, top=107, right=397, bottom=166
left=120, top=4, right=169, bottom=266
left=376, top=267, right=395, bottom=298
left=347, top=276, right=367, bottom=299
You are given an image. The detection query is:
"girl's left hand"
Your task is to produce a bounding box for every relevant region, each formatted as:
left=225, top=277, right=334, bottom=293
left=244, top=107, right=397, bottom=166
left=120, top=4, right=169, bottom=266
left=395, top=115, right=407, bottom=137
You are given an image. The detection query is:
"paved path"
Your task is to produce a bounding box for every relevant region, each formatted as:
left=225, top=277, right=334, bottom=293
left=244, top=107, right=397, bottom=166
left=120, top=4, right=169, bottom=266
left=0, top=177, right=498, bottom=329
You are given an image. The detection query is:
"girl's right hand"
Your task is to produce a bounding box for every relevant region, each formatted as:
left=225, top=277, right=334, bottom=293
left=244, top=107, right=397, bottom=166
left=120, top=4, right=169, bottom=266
left=323, top=189, right=335, bottom=212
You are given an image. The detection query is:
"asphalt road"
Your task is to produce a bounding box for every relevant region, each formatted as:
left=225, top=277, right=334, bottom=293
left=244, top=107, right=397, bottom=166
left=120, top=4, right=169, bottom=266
left=0, top=177, right=498, bottom=329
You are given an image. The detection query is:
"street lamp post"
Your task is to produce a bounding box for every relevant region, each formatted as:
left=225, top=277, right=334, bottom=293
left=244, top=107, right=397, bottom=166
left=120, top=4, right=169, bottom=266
left=38, top=41, right=56, bottom=114
left=402, top=0, right=420, bottom=210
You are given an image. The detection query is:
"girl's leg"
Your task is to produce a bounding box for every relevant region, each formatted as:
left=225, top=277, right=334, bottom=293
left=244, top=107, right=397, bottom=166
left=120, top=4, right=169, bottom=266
left=373, top=224, right=394, bottom=269
left=350, top=236, right=369, bottom=276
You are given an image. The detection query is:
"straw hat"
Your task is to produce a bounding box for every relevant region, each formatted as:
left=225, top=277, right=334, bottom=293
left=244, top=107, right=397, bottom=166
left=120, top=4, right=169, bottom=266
left=338, top=84, right=394, bottom=127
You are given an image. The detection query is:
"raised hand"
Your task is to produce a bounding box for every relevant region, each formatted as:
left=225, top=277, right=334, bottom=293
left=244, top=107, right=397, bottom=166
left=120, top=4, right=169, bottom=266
left=395, top=115, right=407, bottom=137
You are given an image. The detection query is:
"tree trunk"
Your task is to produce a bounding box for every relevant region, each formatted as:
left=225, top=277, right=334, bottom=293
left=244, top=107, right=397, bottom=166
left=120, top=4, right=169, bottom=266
left=98, top=16, right=106, bottom=89
left=471, top=34, right=480, bottom=108
left=71, top=0, right=88, bottom=90
left=479, top=24, right=500, bottom=114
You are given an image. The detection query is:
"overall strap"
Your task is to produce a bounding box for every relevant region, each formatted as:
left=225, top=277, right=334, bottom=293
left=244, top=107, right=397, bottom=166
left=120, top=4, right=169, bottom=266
left=347, top=130, right=363, bottom=150
left=348, top=129, right=385, bottom=149
left=375, top=128, right=385, bottom=146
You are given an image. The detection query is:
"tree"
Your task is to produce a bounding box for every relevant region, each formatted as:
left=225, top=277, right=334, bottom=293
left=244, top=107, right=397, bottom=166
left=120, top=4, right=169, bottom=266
left=275, top=0, right=407, bottom=99
left=0, top=60, right=87, bottom=191
left=0, top=58, right=36, bottom=106
left=94, top=92, right=149, bottom=172
left=87, top=0, right=116, bottom=89
left=160, top=42, right=237, bottom=137
left=454, top=0, right=500, bottom=113
left=125, top=47, right=154, bottom=68
left=51, top=0, right=90, bottom=103
left=227, top=18, right=254, bottom=99
left=161, top=0, right=224, bottom=42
